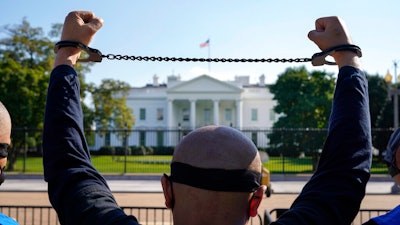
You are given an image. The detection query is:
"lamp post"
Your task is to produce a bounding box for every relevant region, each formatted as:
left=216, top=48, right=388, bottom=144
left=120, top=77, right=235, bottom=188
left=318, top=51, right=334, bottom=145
left=385, top=61, right=399, bottom=129
left=384, top=60, right=400, bottom=194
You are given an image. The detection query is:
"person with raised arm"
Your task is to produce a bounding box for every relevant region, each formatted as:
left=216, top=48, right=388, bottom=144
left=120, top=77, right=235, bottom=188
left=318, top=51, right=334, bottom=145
left=43, top=11, right=371, bottom=225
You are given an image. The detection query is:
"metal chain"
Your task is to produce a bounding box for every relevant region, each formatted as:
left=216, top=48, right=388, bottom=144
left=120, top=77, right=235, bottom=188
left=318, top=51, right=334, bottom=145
left=56, top=40, right=361, bottom=66
left=101, top=54, right=312, bottom=64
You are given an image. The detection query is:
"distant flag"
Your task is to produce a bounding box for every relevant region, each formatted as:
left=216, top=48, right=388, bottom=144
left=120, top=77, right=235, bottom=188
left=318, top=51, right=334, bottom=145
left=200, top=39, right=210, bottom=48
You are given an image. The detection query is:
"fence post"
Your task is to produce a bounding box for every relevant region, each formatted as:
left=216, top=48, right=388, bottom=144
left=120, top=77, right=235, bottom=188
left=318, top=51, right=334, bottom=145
left=23, top=127, right=27, bottom=173
left=280, top=129, right=285, bottom=174
left=124, top=129, right=128, bottom=174
left=178, top=123, right=182, bottom=142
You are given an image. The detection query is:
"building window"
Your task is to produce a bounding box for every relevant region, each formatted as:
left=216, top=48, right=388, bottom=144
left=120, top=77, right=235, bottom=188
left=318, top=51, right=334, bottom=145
left=157, top=108, right=164, bottom=121
left=225, top=108, right=232, bottom=121
left=139, top=131, right=146, bottom=146
left=139, top=108, right=146, bottom=120
left=204, top=108, right=211, bottom=122
left=269, top=108, right=276, bottom=121
left=251, top=108, right=258, bottom=121
left=182, top=108, right=189, bottom=121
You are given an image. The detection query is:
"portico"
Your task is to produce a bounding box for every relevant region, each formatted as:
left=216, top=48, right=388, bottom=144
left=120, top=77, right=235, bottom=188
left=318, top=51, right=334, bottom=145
left=166, top=75, right=243, bottom=129
left=166, top=98, right=243, bottom=129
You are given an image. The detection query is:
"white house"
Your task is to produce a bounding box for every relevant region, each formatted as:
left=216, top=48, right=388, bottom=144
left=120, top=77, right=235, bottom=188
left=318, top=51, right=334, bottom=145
left=90, top=74, right=279, bottom=149
left=130, top=74, right=277, bottom=129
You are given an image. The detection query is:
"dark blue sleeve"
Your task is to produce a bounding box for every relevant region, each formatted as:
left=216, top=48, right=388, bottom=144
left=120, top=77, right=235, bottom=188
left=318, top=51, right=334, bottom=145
left=272, top=66, right=372, bottom=225
left=43, top=65, right=140, bottom=225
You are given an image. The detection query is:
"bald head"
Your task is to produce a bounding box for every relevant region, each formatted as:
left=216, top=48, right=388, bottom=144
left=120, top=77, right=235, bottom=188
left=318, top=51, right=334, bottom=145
left=162, top=126, right=265, bottom=225
left=173, top=125, right=261, bottom=172
left=0, top=101, right=11, bottom=185
left=0, top=101, right=11, bottom=144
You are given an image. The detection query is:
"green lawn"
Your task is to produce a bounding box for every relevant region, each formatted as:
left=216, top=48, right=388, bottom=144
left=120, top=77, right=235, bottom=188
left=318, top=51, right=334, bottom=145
left=263, top=156, right=389, bottom=174
left=13, top=155, right=389, bottom=174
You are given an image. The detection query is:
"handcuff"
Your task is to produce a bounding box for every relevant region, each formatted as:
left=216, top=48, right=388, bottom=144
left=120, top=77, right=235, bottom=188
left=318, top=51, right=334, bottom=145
left=310, top=44, right=362, bottom=66
left=54, top=40, right=362, bottom=66
left=54, top=40, right=103, bottom=62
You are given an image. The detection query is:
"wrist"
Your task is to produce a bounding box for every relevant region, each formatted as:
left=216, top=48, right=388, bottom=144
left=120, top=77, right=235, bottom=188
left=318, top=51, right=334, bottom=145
left=332, top=51, right=361, bottom=69
left=54, top=47, right=81, bottom=68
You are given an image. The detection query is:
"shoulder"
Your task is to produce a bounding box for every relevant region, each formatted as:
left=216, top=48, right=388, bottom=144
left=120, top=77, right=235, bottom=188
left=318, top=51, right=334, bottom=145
left=369, top=205, right=400, bottom=225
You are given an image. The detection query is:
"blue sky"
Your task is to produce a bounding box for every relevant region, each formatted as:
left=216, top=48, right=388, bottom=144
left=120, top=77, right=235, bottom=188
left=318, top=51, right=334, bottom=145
left=2, top=1, right=400, bottom=87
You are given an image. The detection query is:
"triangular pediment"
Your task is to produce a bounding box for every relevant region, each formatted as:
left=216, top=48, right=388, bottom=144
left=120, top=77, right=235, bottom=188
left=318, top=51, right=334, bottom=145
left=167, top=75, right=242, bottom=93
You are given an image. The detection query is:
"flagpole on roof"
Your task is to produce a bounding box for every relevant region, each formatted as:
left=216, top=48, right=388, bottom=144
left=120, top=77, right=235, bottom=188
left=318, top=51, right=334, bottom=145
left=200, top=38, right=211, bottom=75
left=207, top=38, right=211, bottom=74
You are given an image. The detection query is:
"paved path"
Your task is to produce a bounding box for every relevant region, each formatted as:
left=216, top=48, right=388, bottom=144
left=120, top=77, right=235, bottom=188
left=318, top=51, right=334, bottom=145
left=0, top=174, right=397, bottom=194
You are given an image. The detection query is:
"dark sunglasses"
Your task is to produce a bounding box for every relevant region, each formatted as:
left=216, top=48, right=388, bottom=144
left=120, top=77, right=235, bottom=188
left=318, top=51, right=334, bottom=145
left=0, top=143, right=10, bottom=158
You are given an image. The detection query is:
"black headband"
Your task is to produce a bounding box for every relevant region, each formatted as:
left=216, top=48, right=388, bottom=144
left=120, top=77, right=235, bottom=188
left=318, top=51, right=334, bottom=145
left=0, top=143, right=9, bottom=158
left=169, top=162, right=261, bottom=192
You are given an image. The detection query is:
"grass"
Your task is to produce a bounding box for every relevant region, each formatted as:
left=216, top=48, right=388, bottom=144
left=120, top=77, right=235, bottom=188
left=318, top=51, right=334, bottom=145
left=12, top=155, right=390, bottom=175
left=92, top=155, right=171, bottom=174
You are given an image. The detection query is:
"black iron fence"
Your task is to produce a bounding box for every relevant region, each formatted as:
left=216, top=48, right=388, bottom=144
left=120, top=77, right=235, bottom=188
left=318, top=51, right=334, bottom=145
left=8, top=128, right=393, bottom=174
left=0, top=205, right=389, bottom=225
left=0, top=206, right=59, bottom=225
left=0, top=206, right=262, bottom=225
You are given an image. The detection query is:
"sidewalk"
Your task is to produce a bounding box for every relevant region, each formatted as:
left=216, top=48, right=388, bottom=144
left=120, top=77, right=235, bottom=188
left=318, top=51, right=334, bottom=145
left=3, top=172, right=394, bottom=181
left=1, top=173, right=396, bottom=194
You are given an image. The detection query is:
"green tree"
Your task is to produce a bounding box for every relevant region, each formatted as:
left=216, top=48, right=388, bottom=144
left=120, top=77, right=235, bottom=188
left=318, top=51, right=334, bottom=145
left=0, top=19, right=94, bottom=170
left=367, top=74, right=390, bottom=128
left=0, top=19, right=54, bottom=170
left=89, top=79, right=135, bottom=140
left=267, top=66, right=335, bottom=156
left=0, top=18, right=135, bottom=170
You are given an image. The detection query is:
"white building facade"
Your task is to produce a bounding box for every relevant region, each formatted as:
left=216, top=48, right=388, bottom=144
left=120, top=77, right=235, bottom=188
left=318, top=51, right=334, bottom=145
left=91, top=74, right=279, bottom=149
left=131, top=74, right=277, bottom=129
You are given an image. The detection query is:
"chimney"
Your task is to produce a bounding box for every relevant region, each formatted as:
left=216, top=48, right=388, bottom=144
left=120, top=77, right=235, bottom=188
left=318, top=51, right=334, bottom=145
left=153, top=74, right=159, bottom=86
left=259, top=74, right=265, bottom=86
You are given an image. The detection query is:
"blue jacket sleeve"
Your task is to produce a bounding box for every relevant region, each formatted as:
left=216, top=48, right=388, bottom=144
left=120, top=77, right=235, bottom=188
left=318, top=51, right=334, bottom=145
left=43, top=65, right=140, bottom=225
left=272, top=66, right=372, bottom=225
left=367, top=204, right=400, bottom=225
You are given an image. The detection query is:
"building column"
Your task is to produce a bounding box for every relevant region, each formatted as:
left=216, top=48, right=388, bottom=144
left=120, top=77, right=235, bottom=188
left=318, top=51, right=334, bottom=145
left=213, top=99, right=220, bottom=125
left=167, top=99, right=173, bottom=128
left=236, top=99, right=243, bottom=129
left=190, top=99, right=196, bottom=129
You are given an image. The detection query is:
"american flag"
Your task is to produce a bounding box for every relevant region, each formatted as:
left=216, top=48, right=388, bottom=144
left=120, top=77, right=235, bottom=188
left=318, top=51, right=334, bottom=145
left=199, top=39, right=209, bottom=48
